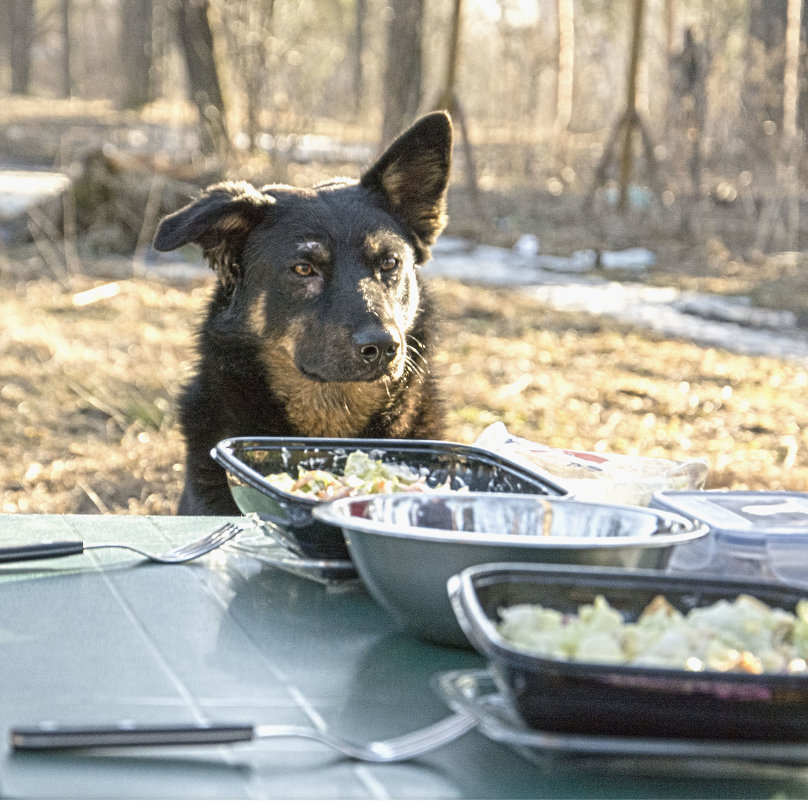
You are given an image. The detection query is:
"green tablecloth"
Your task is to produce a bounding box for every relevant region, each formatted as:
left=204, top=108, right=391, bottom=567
left=0, top=514, right=806, bottom=799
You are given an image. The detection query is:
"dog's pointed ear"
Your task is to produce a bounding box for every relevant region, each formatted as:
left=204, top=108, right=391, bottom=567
left=153, top=181, right=275, bottom=290
left=360, top=112, right=452, bottom=259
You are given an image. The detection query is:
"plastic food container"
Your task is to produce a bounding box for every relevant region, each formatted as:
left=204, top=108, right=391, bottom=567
left=651, top=490, right=808, bottom=586
left=474, top=422, right=708, bottom=506
left=448, top=562, right=808, bottom=741
left=212, top=437, right=566, bottom=560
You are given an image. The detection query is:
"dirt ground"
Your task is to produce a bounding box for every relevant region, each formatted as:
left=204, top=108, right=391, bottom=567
left=1, top=264, right=806, bottom=516
left=2, top=98, right=808, bottom=514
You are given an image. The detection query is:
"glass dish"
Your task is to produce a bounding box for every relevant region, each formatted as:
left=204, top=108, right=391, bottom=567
left=434, top=668, right=808, bottom=768
left=225, top=520, right=358, bottom=586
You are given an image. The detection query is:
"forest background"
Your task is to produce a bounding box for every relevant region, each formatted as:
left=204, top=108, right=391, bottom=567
left=2, top=0, right=808, bottom=515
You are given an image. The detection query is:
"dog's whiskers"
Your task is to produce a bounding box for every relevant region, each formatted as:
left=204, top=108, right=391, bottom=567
left=411, top=349, right=429, bottom=369
left=403, top=355, right=427, bottom=380
left=405, top=335, right=428, bottom=356
left=406, top=334, right=427, bottom=353
left=403, top=338, right=430, bottom=379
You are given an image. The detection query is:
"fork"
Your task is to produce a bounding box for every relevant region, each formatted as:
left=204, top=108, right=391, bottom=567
left=0, top=522, right=244, bottom=565
left=9, top=712, right=478, bottom=762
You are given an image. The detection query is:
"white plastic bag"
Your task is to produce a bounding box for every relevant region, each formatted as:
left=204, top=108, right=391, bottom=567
left=474, top=422, right=708, bottom=506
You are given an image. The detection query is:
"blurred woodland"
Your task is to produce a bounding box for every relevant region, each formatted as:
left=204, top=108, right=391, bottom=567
left=3, top=0, right=808, bottom=257
left=4, top=0, right=808, bottom=514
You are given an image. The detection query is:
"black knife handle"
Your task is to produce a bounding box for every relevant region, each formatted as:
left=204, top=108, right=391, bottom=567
left=10, top=722, right=256, bottom=750
left=0, top=542, right=85, bottom=563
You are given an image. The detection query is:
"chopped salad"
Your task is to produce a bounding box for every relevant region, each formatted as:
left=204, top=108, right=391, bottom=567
left=265, top=450, right=451, bottom=500
left=497, top=593, right=808, bottom=674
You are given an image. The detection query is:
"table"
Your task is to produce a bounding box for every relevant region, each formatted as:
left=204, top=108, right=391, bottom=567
left=1, top=514, right=807, bottom=800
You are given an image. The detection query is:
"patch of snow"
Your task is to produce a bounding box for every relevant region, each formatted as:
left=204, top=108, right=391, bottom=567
left=434, top=238, right=656, bottom=276
left=426, top=238, right=808, bottom=364
left=672, top=295, right=798, bottom=329
left=599, top=247, right=656, bottom=270
left=512, top=234, right=540, bottom=258
left=0, top=170, right=72, bottom=220
left=536, top=250, right=597, bottom=272
left=525, top=281, right=808, bottom=361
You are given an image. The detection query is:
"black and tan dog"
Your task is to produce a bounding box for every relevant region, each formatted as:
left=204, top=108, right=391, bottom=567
left=153, top=112, right=453, bottom=514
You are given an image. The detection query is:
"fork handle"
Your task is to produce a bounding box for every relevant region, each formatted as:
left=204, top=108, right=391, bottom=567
left=0, top=542, right=85, bottom=563
left=10, top=722, right=256, bottom=750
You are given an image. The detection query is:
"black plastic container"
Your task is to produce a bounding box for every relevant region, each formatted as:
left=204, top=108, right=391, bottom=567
left=212, top=437, right=567, bottom=560
left=449, top=562, right=808, bottom=741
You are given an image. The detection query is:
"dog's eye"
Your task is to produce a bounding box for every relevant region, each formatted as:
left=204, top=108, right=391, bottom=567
left=292, top=263, right=316, bottom=277
left=380, top=253, right=400, bottom=272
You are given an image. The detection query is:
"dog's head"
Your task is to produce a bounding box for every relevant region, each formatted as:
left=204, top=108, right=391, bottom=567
left=154, top=112, right=452, bottom=394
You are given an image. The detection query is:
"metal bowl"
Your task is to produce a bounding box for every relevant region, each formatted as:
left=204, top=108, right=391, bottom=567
left=212, top=437, right=566, bottom=560
left=448, top=562, right=808, bottom=740
left=312, top=494, right=707, bottom=646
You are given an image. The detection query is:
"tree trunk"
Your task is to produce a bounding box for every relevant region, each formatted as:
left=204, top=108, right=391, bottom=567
left=245, top=0, right=274, bottom=151
left=352, top=0, right=367, bottom=115
left=431, top=0, right=483, bottom=223
left=783, top=0, right=802, bottom=248
left=746, top=0, right=788, bottom=127
left=618, top=0, right=645, bottom=212
left=441, top=0, right=462, bottom=106
left=120, top=0, right=153, bottom=109
left=663, top=0, right=675, bottom=55
left=554, top=0, right=574, bottom=134
left=59, top=0, right=71, bottom=98
left=381, top=0, right=423, bottom=144
left=175, top=0, right=228, bottom=155
left=783, top=0, right=802, bottom=144
left=10, top=0, right=34, bottom=95
left=800, top=2, right=808, bottom=135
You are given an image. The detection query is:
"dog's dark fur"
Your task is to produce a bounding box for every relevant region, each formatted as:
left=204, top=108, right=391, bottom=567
left=153, top=112, right=453, bottom=514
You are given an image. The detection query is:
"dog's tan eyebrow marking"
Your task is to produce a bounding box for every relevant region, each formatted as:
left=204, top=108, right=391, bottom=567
left=364, top=231, right=409, bottom=255
left=364, top=231, right=395, bottom=248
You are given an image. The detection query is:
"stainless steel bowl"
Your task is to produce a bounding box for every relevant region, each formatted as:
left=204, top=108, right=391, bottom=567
left=312, top=493, right=707, bottom=646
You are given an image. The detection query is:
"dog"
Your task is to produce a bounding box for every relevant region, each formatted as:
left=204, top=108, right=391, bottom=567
left=153, top=112, right=453, bottom=514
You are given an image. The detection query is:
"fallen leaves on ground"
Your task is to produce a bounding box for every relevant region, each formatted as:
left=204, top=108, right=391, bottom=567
left=1, top=273, right=806, bottom=515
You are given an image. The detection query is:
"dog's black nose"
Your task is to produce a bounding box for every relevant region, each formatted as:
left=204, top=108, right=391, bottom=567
left=353, top=329, right=399, bottom=365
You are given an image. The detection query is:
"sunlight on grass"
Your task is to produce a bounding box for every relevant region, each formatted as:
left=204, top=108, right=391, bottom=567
left=1, top=271, right=807, bottom=514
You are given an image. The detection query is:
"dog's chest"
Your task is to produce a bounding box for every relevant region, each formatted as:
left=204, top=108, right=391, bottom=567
left=267, top=368, right=389, bottom=438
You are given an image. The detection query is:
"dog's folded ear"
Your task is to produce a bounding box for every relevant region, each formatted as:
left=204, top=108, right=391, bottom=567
left=154, top=181, right=274, bottom=252
left=153, top=181, right=275, bottom=290
left=361, top=112, right=453, bottom=259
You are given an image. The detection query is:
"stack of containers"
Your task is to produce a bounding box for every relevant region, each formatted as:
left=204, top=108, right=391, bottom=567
left=473, top=424, right=808, bottom=589
left=651, top=490, right=808, bottom=587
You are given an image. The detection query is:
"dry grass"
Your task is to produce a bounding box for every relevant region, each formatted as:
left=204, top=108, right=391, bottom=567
left=434, top=280, right=808, bottom=492
left=0, top=274, right=199, bottom=514
left=1, top=266, right=806, bottom=516
left=2, top=95, right=807, bottom=513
